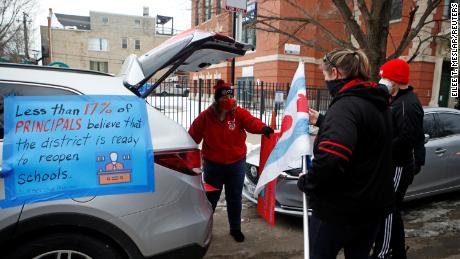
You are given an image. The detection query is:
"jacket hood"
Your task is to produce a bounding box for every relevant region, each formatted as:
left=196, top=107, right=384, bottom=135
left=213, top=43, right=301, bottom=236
left=332, top=79, right=390, bottom=111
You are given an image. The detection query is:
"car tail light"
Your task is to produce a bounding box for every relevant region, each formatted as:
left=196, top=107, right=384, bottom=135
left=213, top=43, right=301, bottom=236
left=154, top=149, right=202, bottom=175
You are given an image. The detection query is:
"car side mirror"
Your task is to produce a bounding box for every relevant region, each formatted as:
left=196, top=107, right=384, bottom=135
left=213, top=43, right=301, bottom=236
left=424, top=134, right=430, bottom=144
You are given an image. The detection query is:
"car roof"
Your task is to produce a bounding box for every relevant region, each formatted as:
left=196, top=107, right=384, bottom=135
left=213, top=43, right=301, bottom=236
left=0, top=63, right=113, bottom=76
left=424, top=107, right=460, bottom=114
left=0, top=63, right=134, bottom=96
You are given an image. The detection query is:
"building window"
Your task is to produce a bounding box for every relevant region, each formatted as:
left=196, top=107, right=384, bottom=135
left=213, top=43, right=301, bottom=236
left=90, top=61, right=108, bottom=73
left=0, top=83, right=77, bottom=139
left=241, top=2, right=257, bottom=47
left=217, top=0, right=221, bottom=15
left=203, top=0, right=211, bottom=21
left=134, top=19, right=141, bottom=26
left=88, top=38, right=109, bottom=51
left=102, top=17, right=109, bottom=24
left=390, top=0, right=403, bottom=20
left=121, top=38, right=128, bottom=49
left=195, top=0, right=200, bottom=26
left=135, top=39, right=141, bottom=50
left=444, top=0, right=451, bottom=18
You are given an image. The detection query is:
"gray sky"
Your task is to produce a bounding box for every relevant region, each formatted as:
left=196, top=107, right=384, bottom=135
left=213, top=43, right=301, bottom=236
left=30, top=0, right=191, bottom=52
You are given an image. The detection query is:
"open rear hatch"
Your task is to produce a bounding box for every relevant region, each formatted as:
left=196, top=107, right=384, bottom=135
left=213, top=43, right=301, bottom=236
left=120, top=29, right=254, bottom=98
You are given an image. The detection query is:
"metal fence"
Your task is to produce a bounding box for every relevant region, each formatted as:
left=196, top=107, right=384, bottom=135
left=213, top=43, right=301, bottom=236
left=147, top=80, right=332, bottom=130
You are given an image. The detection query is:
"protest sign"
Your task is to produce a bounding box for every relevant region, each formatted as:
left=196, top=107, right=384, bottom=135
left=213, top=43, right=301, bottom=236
left=1, top=95, right=154, bottom=208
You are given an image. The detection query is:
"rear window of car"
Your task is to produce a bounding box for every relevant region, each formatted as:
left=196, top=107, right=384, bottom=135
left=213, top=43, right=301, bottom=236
left=438, top=112, right=460, bottom=137
left=0, top=82, right=77, bottom=139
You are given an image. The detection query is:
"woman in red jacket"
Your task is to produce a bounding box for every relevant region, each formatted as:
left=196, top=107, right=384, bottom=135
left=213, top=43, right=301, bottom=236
left=188, top=79, right=273, bottom=242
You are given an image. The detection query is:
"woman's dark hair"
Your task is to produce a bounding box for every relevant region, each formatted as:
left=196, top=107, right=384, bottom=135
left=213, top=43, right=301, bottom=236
left=321, top=48, right=370, bottom=81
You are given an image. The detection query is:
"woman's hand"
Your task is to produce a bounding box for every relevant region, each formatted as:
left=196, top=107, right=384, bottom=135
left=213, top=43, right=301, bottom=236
left=308, top=109, right=319, bottom=125
left=262, top=126, right=274, bottom=138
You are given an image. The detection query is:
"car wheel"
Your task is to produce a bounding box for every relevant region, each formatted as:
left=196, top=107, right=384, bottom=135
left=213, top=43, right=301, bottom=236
left=183, top=90, right=190, bottom=97
left=7, top=232, right=124, bottom=259
left=161, top=91, right=168, bottom=96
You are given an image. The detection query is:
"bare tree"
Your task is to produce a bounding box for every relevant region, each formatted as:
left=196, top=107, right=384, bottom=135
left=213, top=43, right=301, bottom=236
left=255, top=0, right=449, bottom=79
left=0, top=0, right=36, bottom=60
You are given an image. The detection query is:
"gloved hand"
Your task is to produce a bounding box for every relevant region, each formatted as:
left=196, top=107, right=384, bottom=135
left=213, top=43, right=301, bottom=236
left=297, top=174, right=307, bottom=192
left=414, top=164, right=422, bottom=175
left=262, top=126, right=274, bottom=138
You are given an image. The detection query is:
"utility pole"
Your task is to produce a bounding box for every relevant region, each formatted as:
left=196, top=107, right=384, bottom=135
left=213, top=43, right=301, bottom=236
left=22, top=12, right=29, bottom=59
left=47, top=8, right=53, bottom=63
left=231, top=12, right=236, bottom=86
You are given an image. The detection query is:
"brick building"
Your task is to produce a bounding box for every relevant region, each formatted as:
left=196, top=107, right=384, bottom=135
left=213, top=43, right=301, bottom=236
left=40, top=8, right=174, bottom=77
left=191, top=0, right=454, bottom=107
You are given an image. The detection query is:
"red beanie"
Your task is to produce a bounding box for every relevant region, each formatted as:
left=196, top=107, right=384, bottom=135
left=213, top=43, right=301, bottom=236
left=379, top=59, right=410, bottom=84
left=213, top=79, right=233, bottom=100
left=213, top=79, right=232, bottom=91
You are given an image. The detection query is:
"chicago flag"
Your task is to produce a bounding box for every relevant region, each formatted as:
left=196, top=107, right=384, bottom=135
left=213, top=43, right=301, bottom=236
left=255, top=62, right=311, bottom=196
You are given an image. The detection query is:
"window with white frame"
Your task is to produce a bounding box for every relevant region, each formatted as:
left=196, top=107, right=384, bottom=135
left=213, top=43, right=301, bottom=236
left=217, top=0, right=221, bottom=15
left=102, top=17, right=109, bottom=24
left=88, top=38, right=109, bottom=51
left=134, top=19, right=141, bottom=26
left=241, top=2, right=257, bottom=47
left=121, top=38, right=128, bottom=49
left=135, top=39, right=141, bottom=50
left=444, top=0, right=452, bottom=18
left=90, top=61, right=108, bottom=73
left=390, top=0, right=403, bottom=21
left=203, top=0, right=211, bottom=21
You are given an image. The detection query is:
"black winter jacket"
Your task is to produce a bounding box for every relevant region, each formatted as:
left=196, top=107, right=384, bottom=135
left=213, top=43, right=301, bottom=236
left=298, top=79, right=394, bottom=225
left=391, top=86, right=425, bottom=166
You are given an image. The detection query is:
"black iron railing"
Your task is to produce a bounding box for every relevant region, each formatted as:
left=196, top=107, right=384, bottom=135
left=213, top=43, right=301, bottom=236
left=146, top=80, right=331, bottom=130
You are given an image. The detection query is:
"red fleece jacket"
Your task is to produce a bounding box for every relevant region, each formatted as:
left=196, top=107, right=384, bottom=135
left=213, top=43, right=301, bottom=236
left=188, top=105, right=267, bottom=164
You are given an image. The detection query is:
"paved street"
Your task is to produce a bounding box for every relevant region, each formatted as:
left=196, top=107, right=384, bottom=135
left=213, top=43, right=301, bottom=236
left=205, top=190, right=460, bottom=259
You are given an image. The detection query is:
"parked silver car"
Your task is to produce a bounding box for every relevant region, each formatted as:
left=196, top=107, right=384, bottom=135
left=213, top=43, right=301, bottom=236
left=243, top=107, right=460, bottom=216
left=0, top=30, right=252, bottom=258
left=154, top=83, right=190, bottom=97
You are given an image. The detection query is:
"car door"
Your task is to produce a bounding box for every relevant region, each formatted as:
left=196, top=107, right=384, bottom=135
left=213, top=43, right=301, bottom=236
left=406, top=112, right=448, bottom=198
left=436, top=111, right=460, bottom=188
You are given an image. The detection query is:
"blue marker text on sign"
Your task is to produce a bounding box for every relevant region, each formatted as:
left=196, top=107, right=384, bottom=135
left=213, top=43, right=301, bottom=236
left=1, top=95, right=154, bottom=208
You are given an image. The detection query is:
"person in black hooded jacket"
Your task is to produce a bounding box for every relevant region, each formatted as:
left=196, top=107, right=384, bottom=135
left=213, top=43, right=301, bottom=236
left=297, top=49, right=394, bottom=259
left=371, top=59, right=425, bottom=259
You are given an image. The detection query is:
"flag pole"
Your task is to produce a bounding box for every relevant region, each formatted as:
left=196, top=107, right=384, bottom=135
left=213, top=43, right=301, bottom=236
left=302, top=155, right=310, bottom=259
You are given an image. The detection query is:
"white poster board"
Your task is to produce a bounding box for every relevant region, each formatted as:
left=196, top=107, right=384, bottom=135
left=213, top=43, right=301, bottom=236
left=275, top=91, right=284, bottom=104
left=285, top=43, right=300, bottom=55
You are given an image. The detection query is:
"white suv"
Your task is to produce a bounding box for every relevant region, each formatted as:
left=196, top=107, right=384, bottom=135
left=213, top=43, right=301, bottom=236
left=0, top=30, right=252, bottom=259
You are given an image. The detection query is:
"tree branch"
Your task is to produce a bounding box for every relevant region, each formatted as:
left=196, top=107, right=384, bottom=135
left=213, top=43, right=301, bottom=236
left=255, top=20, right=328, bottom=52
left=407, top=34, right=449, bottom=63
left=283, top=0, right=353, bottom=48
left=279, top=21, right=309, bottom=46
left=256, top=14, right=352, bottom=49
left=331, top=0, right=369, bottom=50
left=356, top=0, right=371, bottom=31
left=423, top=17, right=451, bottom=26
left=388, top=0, right=442, bottom=60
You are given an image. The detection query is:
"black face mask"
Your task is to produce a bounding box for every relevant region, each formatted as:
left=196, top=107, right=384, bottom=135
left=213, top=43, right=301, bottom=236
left=325, top=78, right=353, bottom=97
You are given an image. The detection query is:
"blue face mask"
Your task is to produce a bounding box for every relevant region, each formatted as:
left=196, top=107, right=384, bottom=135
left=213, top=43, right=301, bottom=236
left=325, top=78, right=353, bottom=97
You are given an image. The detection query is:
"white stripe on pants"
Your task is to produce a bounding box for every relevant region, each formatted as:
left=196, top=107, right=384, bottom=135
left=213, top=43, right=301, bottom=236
left=378, top=166, right=403, bottom=258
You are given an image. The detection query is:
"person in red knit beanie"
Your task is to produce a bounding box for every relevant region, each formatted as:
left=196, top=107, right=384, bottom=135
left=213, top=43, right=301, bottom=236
left=378, top=58, right=410, bottom=95
left=373, top=59, right=425, bottom=259
left=188, top=79, right=274, bottom=242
